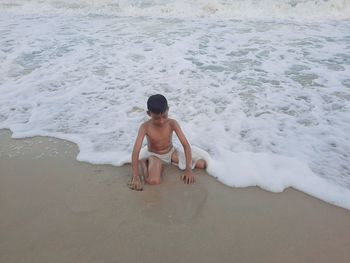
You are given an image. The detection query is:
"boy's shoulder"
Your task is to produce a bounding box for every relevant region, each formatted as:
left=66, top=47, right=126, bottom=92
left=168, top=118, right=177, bottom=125
left=140, top=118, right=179, bottom=129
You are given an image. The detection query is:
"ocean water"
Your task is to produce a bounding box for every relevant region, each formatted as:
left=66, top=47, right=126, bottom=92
left=1, top=0, right=350, bottom=209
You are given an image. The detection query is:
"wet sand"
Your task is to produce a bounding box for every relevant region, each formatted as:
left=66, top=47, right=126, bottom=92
left=1, top=128, right=350, bottom=263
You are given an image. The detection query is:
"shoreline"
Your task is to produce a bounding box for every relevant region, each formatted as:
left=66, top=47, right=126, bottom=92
left=1, top=128, right=350, bottom=263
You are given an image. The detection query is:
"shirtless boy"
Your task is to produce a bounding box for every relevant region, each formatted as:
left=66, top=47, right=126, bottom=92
left=128, top=94, right=206, bottom=191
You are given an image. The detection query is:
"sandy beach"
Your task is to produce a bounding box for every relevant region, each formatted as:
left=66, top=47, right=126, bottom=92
left=1, top=128, right=350, bottom=263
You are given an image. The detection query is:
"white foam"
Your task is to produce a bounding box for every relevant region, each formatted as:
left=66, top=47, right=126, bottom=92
left=208, top=150, right=350, bottom=209
left=1, top=12, right=350, bottom=210
left=0, top=0, right=350, bottom=20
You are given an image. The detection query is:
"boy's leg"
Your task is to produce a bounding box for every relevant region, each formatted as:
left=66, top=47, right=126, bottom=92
left=144, top=156, right=163, bottom=185
left=171, top=151, right=179, bottom=165
left=171, top=151, right=206, bottom=169
left=140, top=159, right=149, bottom=180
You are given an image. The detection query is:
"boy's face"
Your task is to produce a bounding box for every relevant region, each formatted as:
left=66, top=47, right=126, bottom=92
left=148, top=110, right=169, bottom=126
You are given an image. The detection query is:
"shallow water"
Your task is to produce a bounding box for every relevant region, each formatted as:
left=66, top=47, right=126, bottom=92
left=1, top=1, right=350, bottom=209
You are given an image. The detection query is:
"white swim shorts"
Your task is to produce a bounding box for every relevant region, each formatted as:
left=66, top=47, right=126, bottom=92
left=139, top=146, right=204, bottom=170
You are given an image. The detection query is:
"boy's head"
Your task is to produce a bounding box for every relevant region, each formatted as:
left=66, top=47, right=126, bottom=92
left=147, top=94, right=169, bottom=125
left=147, top=94, right=168, bottom=114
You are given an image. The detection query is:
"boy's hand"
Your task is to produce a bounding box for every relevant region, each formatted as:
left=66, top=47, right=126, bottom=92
left=127, top=176, right=143, bottom=191
left=182, top=170, right=195, bottom=184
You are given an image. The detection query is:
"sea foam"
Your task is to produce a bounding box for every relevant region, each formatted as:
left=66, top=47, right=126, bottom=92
left=0, top=0, right=350, bottom=20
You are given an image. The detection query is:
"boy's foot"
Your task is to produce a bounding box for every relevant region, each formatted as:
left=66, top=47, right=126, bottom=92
left=195, top=159, right=206, bottom=169
left=127, top=175, right=143, bottom=191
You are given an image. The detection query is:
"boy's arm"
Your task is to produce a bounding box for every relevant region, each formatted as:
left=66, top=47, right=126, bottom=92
left=129, top=124, right=146, bottom=190
left=172, top=120, right=195, bottom=184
